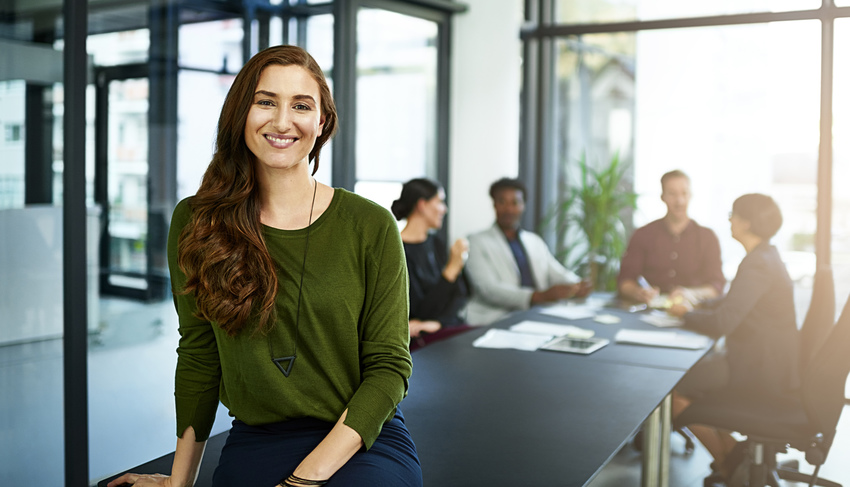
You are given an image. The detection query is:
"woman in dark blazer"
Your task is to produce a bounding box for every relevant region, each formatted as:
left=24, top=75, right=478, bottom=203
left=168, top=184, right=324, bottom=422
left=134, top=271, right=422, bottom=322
left=669, top=193, right=799, bottom=483
left=391, top=178, right=471, bottom=350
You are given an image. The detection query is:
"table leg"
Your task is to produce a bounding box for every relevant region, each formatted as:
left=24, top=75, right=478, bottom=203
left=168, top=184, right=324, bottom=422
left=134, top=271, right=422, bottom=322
left=659, top=394, right=671, bottom=487
left=641, top=394, right=672, bottom=487
left=642, top=406, right=660, bottom=486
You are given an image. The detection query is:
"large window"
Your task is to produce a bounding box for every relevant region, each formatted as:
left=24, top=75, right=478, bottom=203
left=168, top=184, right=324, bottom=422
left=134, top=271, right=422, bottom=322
left=632, top=21, right=820, bottom=287
left=353, top=7, right=439, bottom=210
left=555, top=0, right=821, bottom=24
left=0, top=25, right=67, bottom=487
left=527, top=0, right=850, bottom=401
left=1, top=1, right=463, bottom=485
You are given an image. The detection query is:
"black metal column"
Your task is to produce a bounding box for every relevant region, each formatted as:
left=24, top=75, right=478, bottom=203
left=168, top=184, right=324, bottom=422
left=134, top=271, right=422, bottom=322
left=25, top=13, right=57, bottom=206
left=24, top=85, right=54, bottom=205
left=331, top=0, right=358, bottom=190
left=148, top=0, right=179, bottom=300
left=62, top=0, right=89, bottom=484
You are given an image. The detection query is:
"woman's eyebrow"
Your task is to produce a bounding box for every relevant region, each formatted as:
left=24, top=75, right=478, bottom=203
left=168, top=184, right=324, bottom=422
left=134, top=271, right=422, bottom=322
left=253, top=91, right=316, bottom=104
left=292, top=94, right=317, bottom=104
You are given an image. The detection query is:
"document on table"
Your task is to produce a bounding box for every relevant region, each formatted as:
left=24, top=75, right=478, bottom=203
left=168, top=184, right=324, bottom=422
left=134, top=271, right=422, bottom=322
left=509, top=320, right=595, bottom=338
left=614, top=329, right=711, bottom=350
left=538, top=304, right=597, bottom=321
left=639, top=310, right=684, bottom=328
left=472, top=329, right=554, bottom=351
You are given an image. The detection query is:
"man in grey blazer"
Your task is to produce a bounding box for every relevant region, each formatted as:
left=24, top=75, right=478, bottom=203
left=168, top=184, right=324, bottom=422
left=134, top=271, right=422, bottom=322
left=464, top=178, right=590, bottom=325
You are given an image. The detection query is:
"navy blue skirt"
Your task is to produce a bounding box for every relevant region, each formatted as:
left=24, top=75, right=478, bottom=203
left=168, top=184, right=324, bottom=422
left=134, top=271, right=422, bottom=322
left=212, top=409, right=422, bottom=487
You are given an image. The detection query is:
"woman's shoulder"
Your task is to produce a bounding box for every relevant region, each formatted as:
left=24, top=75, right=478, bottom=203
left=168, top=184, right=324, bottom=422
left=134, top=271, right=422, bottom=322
left=171, top=196, right=195, bottom=228
left=333, top=189, right=394, bottom=221
left=742, top=243, right=785, bottom=274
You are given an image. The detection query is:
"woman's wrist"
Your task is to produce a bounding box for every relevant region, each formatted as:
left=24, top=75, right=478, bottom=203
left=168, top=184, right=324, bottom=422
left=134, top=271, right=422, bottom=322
left=279, top=473, right=328, bottom=486
left=442, top=263, right=461, bottom=282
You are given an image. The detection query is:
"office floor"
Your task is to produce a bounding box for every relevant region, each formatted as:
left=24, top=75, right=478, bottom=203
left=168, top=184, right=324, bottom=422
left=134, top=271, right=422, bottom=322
left=588, top=418, right=850, bottom=486
left=1, top=296, right=849, bottom=486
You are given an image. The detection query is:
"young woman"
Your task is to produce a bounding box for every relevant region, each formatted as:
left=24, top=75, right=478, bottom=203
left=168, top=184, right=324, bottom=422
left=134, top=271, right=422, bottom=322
left=109, top=45, right=421, bottom=487
left=669, top=193, right=798, bottom=484
left=391, top=178, right=471, bottom=349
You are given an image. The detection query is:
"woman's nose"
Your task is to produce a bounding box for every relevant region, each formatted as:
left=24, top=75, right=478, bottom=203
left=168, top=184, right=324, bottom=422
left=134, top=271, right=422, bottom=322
left=272, top=108, right=291, bottom=130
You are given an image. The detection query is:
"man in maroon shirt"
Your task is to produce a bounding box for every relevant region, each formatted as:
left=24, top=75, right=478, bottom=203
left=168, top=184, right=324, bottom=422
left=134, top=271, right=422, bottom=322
left=618, top=170, right=725, bottom=305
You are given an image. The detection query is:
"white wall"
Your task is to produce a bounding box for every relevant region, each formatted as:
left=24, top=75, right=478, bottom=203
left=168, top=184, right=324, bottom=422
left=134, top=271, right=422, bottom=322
left=447, top=0, right=523, bottom=241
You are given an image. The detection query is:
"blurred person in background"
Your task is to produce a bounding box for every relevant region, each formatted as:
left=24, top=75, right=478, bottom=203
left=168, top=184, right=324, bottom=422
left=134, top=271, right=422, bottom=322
left=392, top=178, right=472, bottom=350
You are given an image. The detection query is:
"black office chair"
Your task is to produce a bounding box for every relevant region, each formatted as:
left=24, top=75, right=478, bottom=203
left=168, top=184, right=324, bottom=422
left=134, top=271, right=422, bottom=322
left=800, top=267, right=835, bottom=373
left=675, top=293, right=850, bottom=487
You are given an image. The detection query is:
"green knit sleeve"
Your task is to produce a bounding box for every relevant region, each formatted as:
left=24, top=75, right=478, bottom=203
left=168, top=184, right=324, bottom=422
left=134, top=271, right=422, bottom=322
left=342, top=206, right=412, bottom=449
left=168, top=198, right=222, bottom=442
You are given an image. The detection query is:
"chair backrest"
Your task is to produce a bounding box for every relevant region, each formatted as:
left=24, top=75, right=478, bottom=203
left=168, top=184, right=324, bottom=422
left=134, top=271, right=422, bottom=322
left=801, top=294, right=850, bottom=452
left=799, top=266, right=835, bottom=372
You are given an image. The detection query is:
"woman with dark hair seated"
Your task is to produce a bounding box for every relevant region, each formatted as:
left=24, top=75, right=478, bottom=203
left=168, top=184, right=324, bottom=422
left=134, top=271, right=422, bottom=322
left=391, top=178, right=472, bottom=350
left=669, top=193, right=799, bottom=485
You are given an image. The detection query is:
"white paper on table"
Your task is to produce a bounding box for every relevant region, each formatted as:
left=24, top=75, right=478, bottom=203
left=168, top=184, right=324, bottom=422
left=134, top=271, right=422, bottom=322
left=614, top=329, right=711, bottom=350
left=593, top=314, right=621, bottom=324
left=509, top=320, right=595, bottom=339
left=537, top=304, right=597, bottom=321
left=639, top=310, right=684, bottom=328
left=472, top=329, right=554, bottom=351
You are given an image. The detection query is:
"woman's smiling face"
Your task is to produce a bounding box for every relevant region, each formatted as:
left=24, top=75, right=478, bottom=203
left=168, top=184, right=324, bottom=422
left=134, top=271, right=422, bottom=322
left=244, top=64, right=325, bottom=174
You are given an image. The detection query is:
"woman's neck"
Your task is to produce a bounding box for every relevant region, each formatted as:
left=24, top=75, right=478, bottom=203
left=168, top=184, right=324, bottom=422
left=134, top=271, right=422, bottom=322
left=401, top=215, right=430, bottom=243
left=257, top=166, right=316, bottom=230
left=741, top=234, right=763, bottom=254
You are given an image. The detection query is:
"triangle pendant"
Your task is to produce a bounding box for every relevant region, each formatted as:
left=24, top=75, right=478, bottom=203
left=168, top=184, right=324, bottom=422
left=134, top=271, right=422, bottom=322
left=273, top=356, right=296, bottom=377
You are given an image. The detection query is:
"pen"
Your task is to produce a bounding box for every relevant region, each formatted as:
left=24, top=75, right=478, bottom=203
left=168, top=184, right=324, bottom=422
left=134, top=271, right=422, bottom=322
left=637, top=275, right=651, bottom=290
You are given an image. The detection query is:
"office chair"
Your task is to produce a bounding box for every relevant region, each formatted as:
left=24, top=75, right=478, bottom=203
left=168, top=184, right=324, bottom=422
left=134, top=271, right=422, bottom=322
left=800, top=267, right=835, bottom=373
left=639, top=268, right=834, bottom=459
left=675, top=294, right=850, bottom=487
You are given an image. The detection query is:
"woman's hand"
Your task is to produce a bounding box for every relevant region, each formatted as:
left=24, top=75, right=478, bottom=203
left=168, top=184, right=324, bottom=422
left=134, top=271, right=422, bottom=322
left=669, top=286, right=698, bottom=306
left=409, top=319, right=441, bottom=337
left=107, top=473, right=175, bottom=487
left=668, top=301, right=692, bottom=318
left=443, top=238, right=469, bottom=282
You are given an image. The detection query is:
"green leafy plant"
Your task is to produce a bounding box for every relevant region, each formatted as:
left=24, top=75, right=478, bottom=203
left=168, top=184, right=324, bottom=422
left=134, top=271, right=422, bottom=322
left=544, top=152, right=637, bottom=291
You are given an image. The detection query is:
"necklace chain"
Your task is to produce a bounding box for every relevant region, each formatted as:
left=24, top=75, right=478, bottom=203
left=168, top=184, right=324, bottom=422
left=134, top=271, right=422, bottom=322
left=270, top=178, right=318, bottom=378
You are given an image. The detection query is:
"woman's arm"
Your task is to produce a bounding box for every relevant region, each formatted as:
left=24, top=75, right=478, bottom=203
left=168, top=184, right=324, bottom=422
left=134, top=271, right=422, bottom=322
left=680, top=252, right=773, bottom=338
left=282, top=410, right=363, bottom=485
left=106, top=427, right=206, bottom=487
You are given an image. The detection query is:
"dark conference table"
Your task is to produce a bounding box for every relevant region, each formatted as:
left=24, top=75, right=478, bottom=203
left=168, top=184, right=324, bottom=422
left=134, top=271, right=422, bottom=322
left=97, top=302, right=710, bottom=487
left=400, top=303, right=712, bottom=487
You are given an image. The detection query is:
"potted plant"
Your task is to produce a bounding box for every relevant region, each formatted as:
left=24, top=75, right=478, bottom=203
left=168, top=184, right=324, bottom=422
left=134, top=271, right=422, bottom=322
left=544, top=152, right=637, bottom=291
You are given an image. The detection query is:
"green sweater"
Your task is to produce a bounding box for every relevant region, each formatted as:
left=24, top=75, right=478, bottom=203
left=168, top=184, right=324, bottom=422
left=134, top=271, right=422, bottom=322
left=167, top=189, right=412, bottom=449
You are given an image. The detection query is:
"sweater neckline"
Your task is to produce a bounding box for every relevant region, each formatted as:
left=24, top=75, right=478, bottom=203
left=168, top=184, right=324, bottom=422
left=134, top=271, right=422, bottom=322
left=261, top=188, right=340, bottom=237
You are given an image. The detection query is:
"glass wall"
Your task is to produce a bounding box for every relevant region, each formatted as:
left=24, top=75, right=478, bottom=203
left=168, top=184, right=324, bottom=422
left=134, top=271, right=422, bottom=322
left=0, top=3, right=66, bottom=485
left=0, top=1, right=460, bottom=484
left=354, top=7, right=439, bottom=211
left=555, top=0, right=821, bottom=24
left=632, top=21, right=820, bottom=291
left=0, top=80, right=26, bottom=208
left=537, top=3, right=847, bottom=316
left=305, top=14, right=335, bottom=186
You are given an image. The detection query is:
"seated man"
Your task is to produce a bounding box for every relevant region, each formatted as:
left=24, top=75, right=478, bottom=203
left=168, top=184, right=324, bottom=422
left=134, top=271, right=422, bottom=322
left=618, top=169, right=725, bottom=306
left=464, top=178, right=589, bottom=325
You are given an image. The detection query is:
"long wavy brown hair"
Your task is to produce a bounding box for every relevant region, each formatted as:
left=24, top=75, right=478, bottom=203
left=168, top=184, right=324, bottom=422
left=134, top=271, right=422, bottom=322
left=177, top=45, right=338, bottom=336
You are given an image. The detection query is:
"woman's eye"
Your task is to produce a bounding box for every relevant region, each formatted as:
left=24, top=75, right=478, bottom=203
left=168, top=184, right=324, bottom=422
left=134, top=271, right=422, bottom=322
left=256, top=99, right=274, bottom=106
left=294, top=103, right=311, bottom=110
